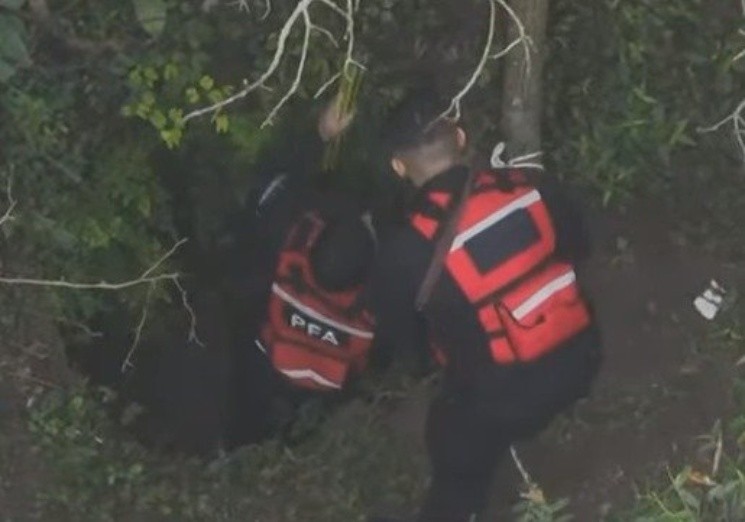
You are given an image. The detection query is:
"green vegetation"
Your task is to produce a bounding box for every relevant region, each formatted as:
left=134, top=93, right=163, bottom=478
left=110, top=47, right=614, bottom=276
left=1, top=0, right=745, bottom=521
left=26, top=375, right=428, bottom=521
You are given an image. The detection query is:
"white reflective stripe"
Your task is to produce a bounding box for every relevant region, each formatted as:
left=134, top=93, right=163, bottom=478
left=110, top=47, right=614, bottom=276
left=271, top=283, right=374, bottom=339
left=512, top=271, right=577, bottom=320
left=254, top=339, right=267, bottom=354
left=256, top=173, right=287, bottom=215
left=450, top=190, right=542, bottom=251
left=278, top=368, right=341, bottom=389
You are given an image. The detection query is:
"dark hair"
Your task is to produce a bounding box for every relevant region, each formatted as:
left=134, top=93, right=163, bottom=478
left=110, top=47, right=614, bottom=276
left=309, top=217, right=375, bottom=292
left=383, top=88, right=455, bottom=157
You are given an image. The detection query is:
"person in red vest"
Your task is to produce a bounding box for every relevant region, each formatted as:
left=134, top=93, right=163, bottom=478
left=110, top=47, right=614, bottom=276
left=222, top=98, right=379, bottom=448
left=367, top=90, right=602, bottom=522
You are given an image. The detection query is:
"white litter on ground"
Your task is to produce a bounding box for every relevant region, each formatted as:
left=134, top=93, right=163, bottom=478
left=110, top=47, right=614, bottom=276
left=694, top=279, right=727, bottom=320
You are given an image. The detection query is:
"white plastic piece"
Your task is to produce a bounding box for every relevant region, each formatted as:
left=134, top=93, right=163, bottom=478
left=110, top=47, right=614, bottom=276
left=694, top=280, right=726, bottom=320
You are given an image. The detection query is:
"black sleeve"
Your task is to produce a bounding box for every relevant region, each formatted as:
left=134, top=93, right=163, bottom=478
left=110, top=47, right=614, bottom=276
left=367, top=231, right=432, bottom=371
left=537, top=175, right=591, bottom=266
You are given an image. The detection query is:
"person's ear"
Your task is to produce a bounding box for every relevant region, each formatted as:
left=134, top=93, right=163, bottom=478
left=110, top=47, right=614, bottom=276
left=456, top=127, right=467, bottom=150
left=391, top=157, right=407, bottom=178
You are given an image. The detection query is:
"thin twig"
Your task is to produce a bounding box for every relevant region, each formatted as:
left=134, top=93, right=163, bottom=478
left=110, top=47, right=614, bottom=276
left=121, top=282, right=156, bottom=373
left=184, top=0, right=358, bottom=126
left=510, top=445, right=534, bottom=486
left=183, top=0, right=315, bottom=123
left=260, top=0, right=272, bottom=20
left=491, top=36, right=523, bottom=61
left=712, top=421, right=723, bottom=477
left=495, top=0, right=533, bottom=80
left=0, top=237, right=202, bottom=348
left=437, top=0, right=498, bottom=122
left=0, top=272, right=178, bottom=290
left=314, top=72, right=341, bottom=99
left=173, top=278, right=203, bottom=346
left=141, top=238, right=188, bottom=279
left=0, top=177, right=17, bottom=228
left=310, top=23, right=339, bottom=48
left=0, top=239, right=188, bottom=290
left=261, top=9, right=313, bottom=127
left=698, top=99, right=745, bottom=163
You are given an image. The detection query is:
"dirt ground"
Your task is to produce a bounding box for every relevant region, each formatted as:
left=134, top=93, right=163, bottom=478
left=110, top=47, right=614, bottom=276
left=388, top=198, right=744, bottom=520
left=485, top=202, right=744, bottom=519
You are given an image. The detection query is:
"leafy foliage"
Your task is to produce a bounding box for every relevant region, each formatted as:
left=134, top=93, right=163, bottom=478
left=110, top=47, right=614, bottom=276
left=545, top=0, right=745, bottom=205
left=28, top=378, right=428, bottom=522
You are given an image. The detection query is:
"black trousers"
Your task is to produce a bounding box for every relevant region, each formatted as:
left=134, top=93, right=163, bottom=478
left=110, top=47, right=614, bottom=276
left=419, top=329, right=602, bottom=522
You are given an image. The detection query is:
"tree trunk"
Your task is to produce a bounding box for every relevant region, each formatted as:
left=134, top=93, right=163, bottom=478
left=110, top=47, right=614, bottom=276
left=500, top=0, right=550, bottom=158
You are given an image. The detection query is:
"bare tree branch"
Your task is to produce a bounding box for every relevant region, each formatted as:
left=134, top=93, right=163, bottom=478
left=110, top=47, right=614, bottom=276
left=493, top=0, right=533, bottom=78
left=0, top=177, right=17, bottom=229
left=0, top=239, right=188, bottom=290
left=698, top=16, right=745, bottom=163
left=697, top=99, right=745, bottom=162
left=121, top=282, right=156, bottom=373
left=437, top=0, right=499, bottom=122
left=261, top=9, right=313, bottom=127
left=0, top=237, right=204, bottom=347
left=182, top=0, right=316, bottom=123
left=435, top=0, right=533, bottom=124
left=314, top=72, right=342, bottom=99
left=173, top=277, right=203, bottom=345
left=183, top=0, right=360, bottom=126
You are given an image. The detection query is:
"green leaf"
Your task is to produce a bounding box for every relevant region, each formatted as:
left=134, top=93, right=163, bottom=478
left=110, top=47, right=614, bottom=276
left=163, top=62, right=179, bottom=81
left=199, top=75, right=214, bottom=91
left=185, top=87, right=200, bottom=104
left=142, top=66, right=158, bottom=87
left=0, top=14, right=30, bottom=65
left=214, top=114, right=229, bottom=134
left=149, top=110, right=167, bottom=130
left=167, top=108, right=184, bottom=124
left=131, top=0, right=167, bottom=38
left=128, top=67, right=143, bottom=88
left=160, top=128, right=182, bottom=149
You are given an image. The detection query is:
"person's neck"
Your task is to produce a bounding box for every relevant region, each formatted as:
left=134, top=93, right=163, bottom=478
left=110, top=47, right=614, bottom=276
left=411, top=157, right=462, bottom=187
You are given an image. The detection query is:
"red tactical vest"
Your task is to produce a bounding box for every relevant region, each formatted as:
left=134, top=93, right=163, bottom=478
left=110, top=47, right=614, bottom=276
left=411, top=169, right=591, bottom=365
left=257, top=212, right=375, bottom=391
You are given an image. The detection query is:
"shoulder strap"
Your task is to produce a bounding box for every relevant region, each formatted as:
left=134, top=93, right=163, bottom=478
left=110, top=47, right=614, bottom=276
left=415, top=169, right=477, bottom=312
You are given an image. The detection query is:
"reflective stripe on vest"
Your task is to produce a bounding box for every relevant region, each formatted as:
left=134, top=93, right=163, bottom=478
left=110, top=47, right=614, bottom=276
left=271, top=283, right=374, bottom=340
left=258, top=211, right=375, bottom=391
left=411, top=170, right=590, bottom=365
left=276, top=368, right=341, bottom=389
